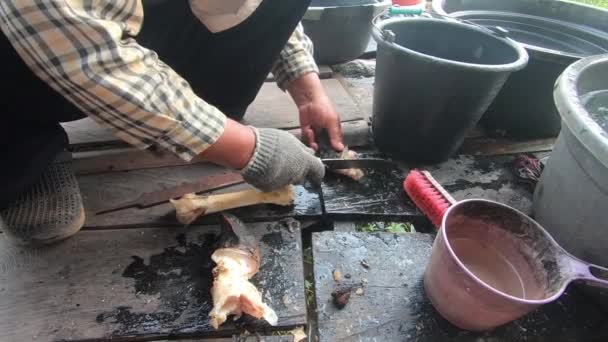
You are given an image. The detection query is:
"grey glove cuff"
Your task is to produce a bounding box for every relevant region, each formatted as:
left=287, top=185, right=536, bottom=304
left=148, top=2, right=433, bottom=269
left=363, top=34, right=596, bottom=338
left=241, top=127, right=325, bottom=192
left=241, top=127, right=279, bottom=183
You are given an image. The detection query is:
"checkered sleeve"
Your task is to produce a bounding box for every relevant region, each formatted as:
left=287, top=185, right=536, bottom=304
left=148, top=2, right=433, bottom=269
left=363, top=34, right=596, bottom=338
left=272, top=23, right=319, bottom=90
left=0, top=0, right=226, bottom=161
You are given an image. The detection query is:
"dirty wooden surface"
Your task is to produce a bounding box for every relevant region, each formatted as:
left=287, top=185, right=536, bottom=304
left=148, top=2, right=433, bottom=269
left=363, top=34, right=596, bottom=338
left=426, top=154, right=534, bottom=215
left=321, top=156, right=420, bottom=220
left=78, top=164, right=321, bottom=229
left=71, top=119, right=371, bottom=176
left=63, top=79, right=362, bottom=149
left=0, top=220, right=305, bottom=341
left=176, top=337, right=294, bottom=342
left=313, top=232, right=608, bottom=342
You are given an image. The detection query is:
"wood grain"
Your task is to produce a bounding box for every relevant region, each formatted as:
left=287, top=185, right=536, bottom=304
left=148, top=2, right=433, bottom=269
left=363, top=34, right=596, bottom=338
left=72, top=119, right=371, bottom=176
left=77, top=164, right=321, bottom=229
left=0, top=221, right=306, bottom=341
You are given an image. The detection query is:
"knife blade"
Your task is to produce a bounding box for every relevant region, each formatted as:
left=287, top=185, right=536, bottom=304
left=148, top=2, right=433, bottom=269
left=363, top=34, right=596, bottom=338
left=96, top=172, right=245, bottom=215
left=322, top=158, right=395, bottom=169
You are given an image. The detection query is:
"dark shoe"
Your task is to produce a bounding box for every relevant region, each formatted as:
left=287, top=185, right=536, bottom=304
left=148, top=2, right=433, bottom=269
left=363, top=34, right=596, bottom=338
left=0, top=161, right=84, bottom=245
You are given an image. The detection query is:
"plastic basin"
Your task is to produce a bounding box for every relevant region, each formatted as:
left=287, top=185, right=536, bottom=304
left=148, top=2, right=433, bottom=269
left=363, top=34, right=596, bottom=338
left=432, top=0, right=608, bottom=138
left=303, top=0, right=392, bottom=64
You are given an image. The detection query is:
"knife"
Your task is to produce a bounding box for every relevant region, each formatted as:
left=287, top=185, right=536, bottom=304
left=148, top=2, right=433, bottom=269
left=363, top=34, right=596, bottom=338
left=96, top=172, right=245, bottom=215
left=322, top=158, right=395, bottom=169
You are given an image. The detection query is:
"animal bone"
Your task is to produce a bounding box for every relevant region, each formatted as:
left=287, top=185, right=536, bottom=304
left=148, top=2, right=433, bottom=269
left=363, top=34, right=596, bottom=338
left=170, top=185, right=295, bottom=225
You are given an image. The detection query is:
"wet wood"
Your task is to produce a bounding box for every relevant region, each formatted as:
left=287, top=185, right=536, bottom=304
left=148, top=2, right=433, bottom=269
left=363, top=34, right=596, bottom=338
left=313, top=232, right=608, bottom=342
left=175, top=337, right=293, bottom=342
left=426, top=154, right=535, bottom=215
left=240, top=79, right=362, bottom=130
left=72, top=119, right=370, bottom=176
left=64, top=79, right=361, bottom=149
left=77, top=164, right=321, bottom=229
left=0, top=220, right=306, bottom=341
left=321, top=155, right=421, bottom=221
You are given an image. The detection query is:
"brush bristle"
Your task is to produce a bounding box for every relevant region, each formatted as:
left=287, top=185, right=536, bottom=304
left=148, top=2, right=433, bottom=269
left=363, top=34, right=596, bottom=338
left=404, top=170, right=451, bottom=228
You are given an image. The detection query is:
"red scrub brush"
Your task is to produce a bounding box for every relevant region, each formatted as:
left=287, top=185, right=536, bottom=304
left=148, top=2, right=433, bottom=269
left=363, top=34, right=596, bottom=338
left=404, top=170, right=457, bottom=228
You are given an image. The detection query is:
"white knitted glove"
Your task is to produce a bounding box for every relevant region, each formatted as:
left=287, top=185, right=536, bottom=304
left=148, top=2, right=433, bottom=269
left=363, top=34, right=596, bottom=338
left=241, top=128, right=325, bottom=191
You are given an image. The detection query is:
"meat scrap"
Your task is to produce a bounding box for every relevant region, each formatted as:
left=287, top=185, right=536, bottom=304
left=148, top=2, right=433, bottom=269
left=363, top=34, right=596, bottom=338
left=209, top=214, right=278, bottom=329
left=332, top=148, right=365, bottom=181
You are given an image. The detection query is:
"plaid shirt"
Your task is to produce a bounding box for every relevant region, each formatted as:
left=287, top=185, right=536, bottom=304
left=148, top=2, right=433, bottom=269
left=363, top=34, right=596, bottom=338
left=0, top=1, right=318, bottom=161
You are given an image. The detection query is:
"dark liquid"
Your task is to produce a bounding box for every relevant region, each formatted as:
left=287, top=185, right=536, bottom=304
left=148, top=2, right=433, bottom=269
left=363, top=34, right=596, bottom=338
left=451, top=237, right=527, bottom=299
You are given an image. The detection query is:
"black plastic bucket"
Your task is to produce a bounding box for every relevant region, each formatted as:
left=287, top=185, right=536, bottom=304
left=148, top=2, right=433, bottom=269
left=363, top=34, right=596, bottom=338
left=371, top=18, right=528, bottom=162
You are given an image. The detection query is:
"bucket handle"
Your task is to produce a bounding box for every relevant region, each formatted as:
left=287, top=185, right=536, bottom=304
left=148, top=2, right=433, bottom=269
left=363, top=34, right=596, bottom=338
left=567, top=256, right=608, bottom=290
left=372, top=7, right=511, bottom=44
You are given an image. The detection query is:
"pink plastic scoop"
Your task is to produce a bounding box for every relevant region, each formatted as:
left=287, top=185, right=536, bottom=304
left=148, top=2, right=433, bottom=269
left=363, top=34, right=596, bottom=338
left=424, top=199, right=608, bottom=331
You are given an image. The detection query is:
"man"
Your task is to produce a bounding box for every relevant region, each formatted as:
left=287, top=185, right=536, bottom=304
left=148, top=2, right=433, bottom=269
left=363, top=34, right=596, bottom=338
left=0, top=0, right=344, bottom=245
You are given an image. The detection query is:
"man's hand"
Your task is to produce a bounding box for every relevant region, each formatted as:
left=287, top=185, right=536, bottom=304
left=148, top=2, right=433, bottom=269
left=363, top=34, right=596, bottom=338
left=240, top=128, right=325, bottom=191
left=288, top=73, right=344, bottom=151
left=198, top=120, right=324, bottom=191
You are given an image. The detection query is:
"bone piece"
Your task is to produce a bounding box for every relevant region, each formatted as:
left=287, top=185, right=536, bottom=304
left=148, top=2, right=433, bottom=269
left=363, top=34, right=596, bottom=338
left=170, top=185, right=295, bottom=225
left=332, top=148, right=365, bottom=181
left=209, top=247, right=278, bottom=329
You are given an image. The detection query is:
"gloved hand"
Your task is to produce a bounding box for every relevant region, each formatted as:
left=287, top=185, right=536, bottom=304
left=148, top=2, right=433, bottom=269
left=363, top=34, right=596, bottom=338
left=241, top=127, right=325, bottom=191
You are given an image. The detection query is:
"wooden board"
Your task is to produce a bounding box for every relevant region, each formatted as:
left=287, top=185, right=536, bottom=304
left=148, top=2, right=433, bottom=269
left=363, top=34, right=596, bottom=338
left=0, top=220, right=306, bottom=341
left=313, top=232, right=608, bottom=342
left=426, top=154, right=534, bottom=215
left=171, top=337, right=293, bottom=342
left=460, top=137, right=555, bottom=156
left=78, top=164, right=321, bottom=229
left=241, top=79, right=362, bottom=130
left=321, top=154, right=421, bottom=221
left=72, top=119, right=371, bottom=176
left=64, top=79, right=362, bottom=149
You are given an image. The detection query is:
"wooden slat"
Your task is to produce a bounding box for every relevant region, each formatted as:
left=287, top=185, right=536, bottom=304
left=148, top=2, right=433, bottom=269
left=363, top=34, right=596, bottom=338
left=460, top=137, right=555, bottom=156
left=77, top=164, right=321, bottom=229
left=64, top=79, right=361, bottom=149
left=0, top=220, right=306, bottom=341
left=72, top=119, right=370, bottom=176
left=171, top=337, right=293, bottom=342
left=321, top=155, right=421, bottom=220
left=241, top=79, right=362, bottom=130
left=313, top=232, right=608, bottom=342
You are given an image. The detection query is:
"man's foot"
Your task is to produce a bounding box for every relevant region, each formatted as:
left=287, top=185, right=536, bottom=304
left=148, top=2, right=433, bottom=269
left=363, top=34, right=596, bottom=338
left=0, top=161, right=85, bottom=245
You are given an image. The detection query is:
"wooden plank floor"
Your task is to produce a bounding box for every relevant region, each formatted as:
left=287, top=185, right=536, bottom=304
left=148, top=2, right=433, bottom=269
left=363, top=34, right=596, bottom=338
left=78, top=164, right=321, bottom=229
left=63, top=79, right=363, bottom=149
left=0, top=220, right=306, bottom=341
left=313, top=232, right=608, bottom=342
